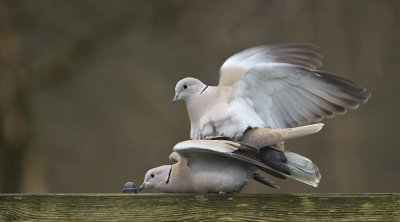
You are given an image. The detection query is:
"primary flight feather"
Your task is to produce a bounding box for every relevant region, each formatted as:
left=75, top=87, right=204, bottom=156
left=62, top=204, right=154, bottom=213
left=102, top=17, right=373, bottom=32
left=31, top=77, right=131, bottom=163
left=172, top=44, right=370, bottom=140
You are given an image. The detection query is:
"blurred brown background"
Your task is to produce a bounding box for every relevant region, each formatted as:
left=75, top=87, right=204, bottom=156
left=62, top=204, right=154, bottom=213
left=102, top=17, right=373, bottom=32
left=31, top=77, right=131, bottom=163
left=0, top=0, right=399, bottom=193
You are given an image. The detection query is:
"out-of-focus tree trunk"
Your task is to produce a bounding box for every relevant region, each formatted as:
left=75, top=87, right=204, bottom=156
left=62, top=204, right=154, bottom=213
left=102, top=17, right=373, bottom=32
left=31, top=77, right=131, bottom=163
left=0, top=0, right=29, bottom=192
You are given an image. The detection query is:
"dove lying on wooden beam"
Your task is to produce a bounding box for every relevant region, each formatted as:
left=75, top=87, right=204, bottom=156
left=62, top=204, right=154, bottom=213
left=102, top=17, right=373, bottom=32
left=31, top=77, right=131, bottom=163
left=139, top=139, right=321, bottom=193
left=172, top=44, right=370, bottom=140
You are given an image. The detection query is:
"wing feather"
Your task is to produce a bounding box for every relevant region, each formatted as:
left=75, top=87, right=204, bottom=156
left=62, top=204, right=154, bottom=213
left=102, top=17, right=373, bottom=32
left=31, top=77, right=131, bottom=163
left=233, top=63, right=370, bottom=128
left=173, top=139, right=322, bottom=185
left=219, top=44, right=323, bottom=86
left=285, top=90, right=316, bottom=121
left=173, top=140, right=286, bottom=179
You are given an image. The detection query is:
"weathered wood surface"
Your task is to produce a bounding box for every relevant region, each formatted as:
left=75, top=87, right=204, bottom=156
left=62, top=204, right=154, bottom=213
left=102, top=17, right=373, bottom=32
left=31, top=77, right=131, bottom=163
left=0, top=194, right=398, bottom=221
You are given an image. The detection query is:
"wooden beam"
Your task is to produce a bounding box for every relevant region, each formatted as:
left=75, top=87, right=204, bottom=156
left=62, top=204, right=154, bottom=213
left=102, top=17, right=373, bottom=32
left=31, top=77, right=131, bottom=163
left=0, top=194, right=398, bottom=221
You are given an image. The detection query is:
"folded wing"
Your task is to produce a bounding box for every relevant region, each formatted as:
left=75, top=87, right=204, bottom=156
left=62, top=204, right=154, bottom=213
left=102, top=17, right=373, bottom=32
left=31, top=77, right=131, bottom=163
left=173, top=140, right=282, bottom=178
left=173, top=140, right=321, bottom=187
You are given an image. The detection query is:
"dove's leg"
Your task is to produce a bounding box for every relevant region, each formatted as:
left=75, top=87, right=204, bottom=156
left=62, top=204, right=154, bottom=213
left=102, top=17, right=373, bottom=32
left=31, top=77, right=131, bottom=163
left=253, top=172, right=279, bottom=189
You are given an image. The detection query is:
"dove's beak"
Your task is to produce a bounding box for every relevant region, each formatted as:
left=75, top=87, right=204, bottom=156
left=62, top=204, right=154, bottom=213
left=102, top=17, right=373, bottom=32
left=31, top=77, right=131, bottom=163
left=172, top=94, right=179, bottom=104
left=139, top=183, right=146, bottom=192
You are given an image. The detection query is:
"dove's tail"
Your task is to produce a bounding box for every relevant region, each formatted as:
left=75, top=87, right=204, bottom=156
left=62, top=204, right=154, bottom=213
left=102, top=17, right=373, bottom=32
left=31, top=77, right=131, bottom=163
left=257, top=146, right=321, bottom=187
left=284, top=123, right=324, bottom=141
left=240, top=123, right=324, bottom=147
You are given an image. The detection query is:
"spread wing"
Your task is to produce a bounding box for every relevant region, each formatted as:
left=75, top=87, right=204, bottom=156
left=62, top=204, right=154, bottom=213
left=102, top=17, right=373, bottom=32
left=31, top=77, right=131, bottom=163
left=219, top=44, right=323, bottom=86
left=233, top=63, right=370, bottom=128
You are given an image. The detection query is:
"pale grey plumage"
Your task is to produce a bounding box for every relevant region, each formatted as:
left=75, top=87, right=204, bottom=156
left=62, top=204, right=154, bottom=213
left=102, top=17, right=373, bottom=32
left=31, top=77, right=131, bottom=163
left=139, top=140, right=321, bottom=193
left=219, top=44, right=323, bottom=85
left=239, top=123, right=323, bottom=148
left=173, top=44, right=370, bottom=140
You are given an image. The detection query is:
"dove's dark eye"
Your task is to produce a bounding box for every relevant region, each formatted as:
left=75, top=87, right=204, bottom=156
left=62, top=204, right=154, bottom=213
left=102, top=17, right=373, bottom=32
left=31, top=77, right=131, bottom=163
left=150, top=173, right=155, bottom=178
left=183, top=84, right=188, bottom=89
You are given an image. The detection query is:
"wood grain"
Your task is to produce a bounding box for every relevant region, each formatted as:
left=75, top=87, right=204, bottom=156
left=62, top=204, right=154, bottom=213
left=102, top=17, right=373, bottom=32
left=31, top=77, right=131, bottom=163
left=0, top=194, right=398, bottom=221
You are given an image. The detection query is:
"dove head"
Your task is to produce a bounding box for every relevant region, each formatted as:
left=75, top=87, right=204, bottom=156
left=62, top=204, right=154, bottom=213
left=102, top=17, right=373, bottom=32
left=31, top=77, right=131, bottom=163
left=172, top=77, right=206, bottom=103
left=139, top=165, right=172, bottom=191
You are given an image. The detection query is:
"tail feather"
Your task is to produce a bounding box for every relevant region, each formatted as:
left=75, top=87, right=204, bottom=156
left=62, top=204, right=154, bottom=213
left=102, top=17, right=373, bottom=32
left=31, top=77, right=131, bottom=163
left=285, top=123, right=324, bottom=140
left=257, top=146, right=321, bottom=187
left=284, top=152, right=321, bottom=187
left=240, top=123, right=324, bottom=147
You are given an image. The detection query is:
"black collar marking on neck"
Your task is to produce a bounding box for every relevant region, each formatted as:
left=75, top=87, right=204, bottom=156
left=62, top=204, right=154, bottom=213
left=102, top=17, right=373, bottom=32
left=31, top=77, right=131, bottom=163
left=199, top=85, right=209, bottom=95
left=166, top=166, right=172, bottom=184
